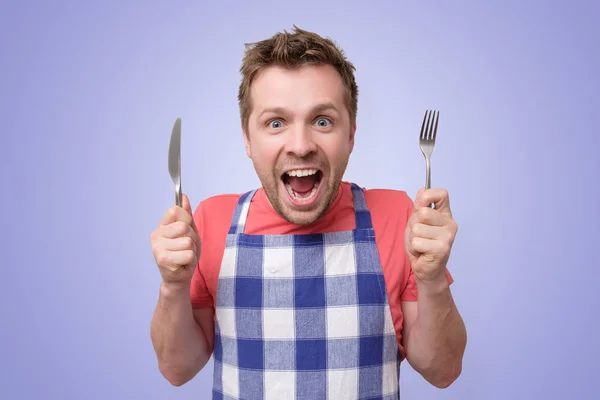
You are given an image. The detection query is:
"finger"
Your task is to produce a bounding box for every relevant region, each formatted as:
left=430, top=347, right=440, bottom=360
left=158, top=250, right=197, bottom=271
left=156, top=247, right=197, bottom=265
left=406, top=241, right=418, bottom=259
left=415, top=188, right=452, bottom=216
left=404, top=228, right=419, bottom=258
left=409, top=206, right=447, bottom=227
left=181, top=193, right=192, bottom=214
left=154, top=236, right=197, bottom=254
left=168, top=249, right=197, bottom=267
left=410, top=223, right=447, bottom=240
left=411, top=237, right=448, bottom=255
left=413, top=187, right=425, bottom=211
left=159, top=203, right=194, bottom=228
left=160, top=220, right=197, bottom=240
left=412, top=187, right=425, bottom=211
left=414, top=187, right=425, bottom=205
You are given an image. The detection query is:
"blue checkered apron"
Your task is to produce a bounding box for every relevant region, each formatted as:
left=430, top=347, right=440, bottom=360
left=212, top=183, right=401, bottom=399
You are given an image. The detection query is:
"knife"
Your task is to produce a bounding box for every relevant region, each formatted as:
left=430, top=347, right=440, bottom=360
left=168, top=117, right=182, bottom=207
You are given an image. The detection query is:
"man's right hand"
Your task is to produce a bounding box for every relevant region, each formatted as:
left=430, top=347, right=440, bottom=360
left=150, top=194, right=201, bottom=290
left=149, top=194, right=212, bottom=385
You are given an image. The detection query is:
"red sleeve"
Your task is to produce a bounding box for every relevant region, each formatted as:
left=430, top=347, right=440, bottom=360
left=189, top=194, right=242, bottom=309
left=400, top=265, right=419, bottom=301
left=189, top=200, right=215, bottom=309
left=402, top=269, right=454, bottom=301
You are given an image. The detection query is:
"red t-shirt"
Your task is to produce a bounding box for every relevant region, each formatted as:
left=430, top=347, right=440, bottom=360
left=190, top=181, right=452, bottom=358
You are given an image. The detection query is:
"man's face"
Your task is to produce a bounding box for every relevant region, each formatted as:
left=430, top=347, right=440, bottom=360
left=244, top=64, right=356, bottom=225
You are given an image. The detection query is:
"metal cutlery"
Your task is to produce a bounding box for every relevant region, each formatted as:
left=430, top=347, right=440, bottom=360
left=419, top=110, right=439, bottom=208
left=168, top=117, right=182, bottom=207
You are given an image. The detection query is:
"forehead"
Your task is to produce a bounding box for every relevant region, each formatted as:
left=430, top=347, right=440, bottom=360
left=249, top=64, right=346, bottom=114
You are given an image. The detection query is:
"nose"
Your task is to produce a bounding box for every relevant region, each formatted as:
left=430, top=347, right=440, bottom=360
left=284, top=124, right=317, bottom=158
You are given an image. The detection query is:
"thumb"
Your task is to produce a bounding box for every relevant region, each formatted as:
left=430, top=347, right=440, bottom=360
left=181, top=193, right=192, bottom=213
left=413, top=187, right=425, bottom=211
left=181, top=194, right=199, bottom=233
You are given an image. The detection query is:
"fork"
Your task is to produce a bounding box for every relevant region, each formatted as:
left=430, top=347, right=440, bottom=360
left=419, top=110, right=439, bottom=208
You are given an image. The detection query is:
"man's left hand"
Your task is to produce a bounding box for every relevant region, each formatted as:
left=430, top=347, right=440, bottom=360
left=405, top=188, right=458, bottom=287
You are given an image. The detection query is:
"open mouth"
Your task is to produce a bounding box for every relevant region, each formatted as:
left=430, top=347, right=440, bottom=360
left=281, top=168, right=323, bottom=204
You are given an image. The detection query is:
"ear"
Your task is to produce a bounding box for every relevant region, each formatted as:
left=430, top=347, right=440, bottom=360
left=349, top=121, right=357, bottom=153
left=242, top=127, right=252, bottom=158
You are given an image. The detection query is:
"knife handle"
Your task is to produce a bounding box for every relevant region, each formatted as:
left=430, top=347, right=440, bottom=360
left=175, top=184, right=182, bottom=207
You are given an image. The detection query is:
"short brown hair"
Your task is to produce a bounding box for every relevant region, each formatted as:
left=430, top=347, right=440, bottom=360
left=238, top=25, right=358, bottom=134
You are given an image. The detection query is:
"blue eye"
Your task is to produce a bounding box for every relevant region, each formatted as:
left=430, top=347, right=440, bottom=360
left=269, top=120, right=283, bottom=129
left=316, top=118, right=330, bottom=127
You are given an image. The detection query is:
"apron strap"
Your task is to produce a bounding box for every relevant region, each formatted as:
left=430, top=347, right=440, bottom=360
left=228, top=189, right=257, bottom=234
left=350, top=183, right=374, bottom=230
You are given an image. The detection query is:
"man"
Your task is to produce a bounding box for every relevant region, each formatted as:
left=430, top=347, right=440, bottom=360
left=150, top=26, right=467, bottom=399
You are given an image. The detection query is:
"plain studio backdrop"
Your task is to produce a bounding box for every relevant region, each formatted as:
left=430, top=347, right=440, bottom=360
left=1, top=0, right=598, bottom=399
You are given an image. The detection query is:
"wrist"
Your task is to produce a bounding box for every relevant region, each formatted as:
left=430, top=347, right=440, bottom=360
left=160, top=281, right=191, bottom=299
left=416, top=274, right=450, bottom=297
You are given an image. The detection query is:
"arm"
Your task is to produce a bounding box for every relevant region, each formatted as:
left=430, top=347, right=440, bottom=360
left=149, top=194, right=215, bottom=386
left=401, top=280, right=466, bottom=388
left=402, top=187, right=467, bottom=388
left=150, top=284, right=215, bottom=386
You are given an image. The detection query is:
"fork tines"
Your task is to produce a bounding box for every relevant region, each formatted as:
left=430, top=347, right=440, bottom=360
left=420, top=110, right=439, bottom=142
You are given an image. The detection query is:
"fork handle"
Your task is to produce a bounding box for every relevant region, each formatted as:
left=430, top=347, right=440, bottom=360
left=425, top=158, right=434, bottom=208
left=425, top=158, right=431, bottom=191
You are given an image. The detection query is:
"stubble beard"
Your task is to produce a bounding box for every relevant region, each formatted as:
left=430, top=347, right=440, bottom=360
left=257, top=160, right=348, bottom=226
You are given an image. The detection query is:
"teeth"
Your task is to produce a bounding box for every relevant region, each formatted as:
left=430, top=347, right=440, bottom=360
left=285, top=180, right=320, bottom=202
left=286, top=169, right=318, bottom=177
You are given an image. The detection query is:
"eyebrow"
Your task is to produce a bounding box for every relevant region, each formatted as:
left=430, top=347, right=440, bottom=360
left=257, top=102, right=339, bottom=120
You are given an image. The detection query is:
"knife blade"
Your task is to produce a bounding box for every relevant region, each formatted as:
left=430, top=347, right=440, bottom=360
left=168, top=117, right=182, bottom=207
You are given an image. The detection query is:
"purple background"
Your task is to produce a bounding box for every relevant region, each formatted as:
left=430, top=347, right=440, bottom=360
left=2, top=0, right=599, bottom=399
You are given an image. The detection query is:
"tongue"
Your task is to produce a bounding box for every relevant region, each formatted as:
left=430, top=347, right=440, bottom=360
left=287, top=175, right=318, bottom=194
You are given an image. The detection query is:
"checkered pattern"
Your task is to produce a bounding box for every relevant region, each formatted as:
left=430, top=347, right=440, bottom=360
left=213, top=183, right=401, bottom=399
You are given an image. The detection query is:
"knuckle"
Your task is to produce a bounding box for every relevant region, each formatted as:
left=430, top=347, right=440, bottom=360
left=414, top=209, right=423, bottom=221
left=412, top=223, right=422, bottom=236
left=418, top=207, right=431, bottom=220
left=190, top=230, right=200, bottom=244
left=407, top=214, right=417, bottom=227
left=167, top=207, right=178, bottom=219
left=174, top=221, right=187, bottom=236
left=152, top=227, right=167, bottom=240
left=183, top=236, right=194, bottom=249
left=451, top=220, right=458, bottom=233
left=186, top=221, right=196, bottom=235
left=183, top=250, right=196, bottom=265
left=165, top=264, right=178, bottom=273
left=439, top=241, right=450, bottom=254
left=156, top=252, right=169, bottom=266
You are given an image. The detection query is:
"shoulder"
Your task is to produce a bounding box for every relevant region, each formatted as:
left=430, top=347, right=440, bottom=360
left=194, top=193, right=241, bottom=219
left=363, top=187, right=413, bottom=203
left=192, top=192, right=245, bottom=237
left=362, top=187, right=414, bottom=221
left=195, top=193, right=242, bottom=214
